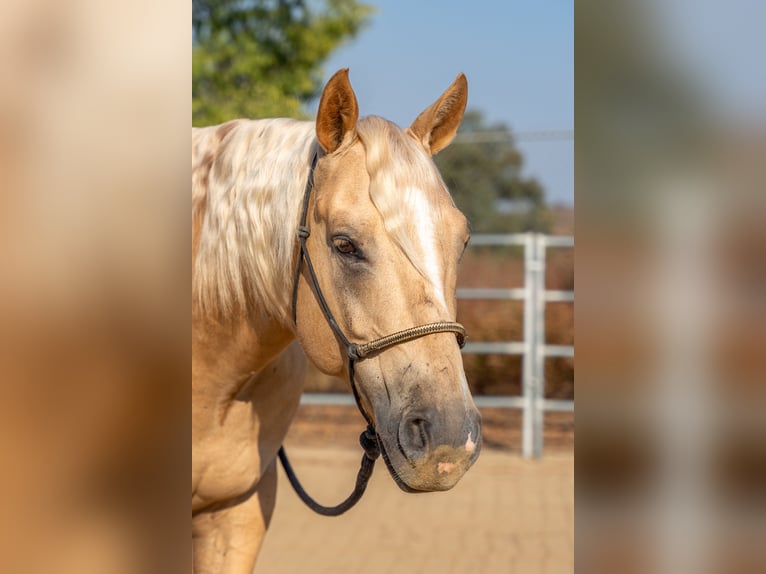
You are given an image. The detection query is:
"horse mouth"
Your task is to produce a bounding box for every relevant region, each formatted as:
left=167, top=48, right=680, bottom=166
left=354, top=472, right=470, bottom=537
left=376, top=431, right=425, bottom=493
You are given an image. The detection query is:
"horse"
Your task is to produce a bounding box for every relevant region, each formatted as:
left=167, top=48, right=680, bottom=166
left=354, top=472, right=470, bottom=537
left=191, top=69, right=482, bottom=574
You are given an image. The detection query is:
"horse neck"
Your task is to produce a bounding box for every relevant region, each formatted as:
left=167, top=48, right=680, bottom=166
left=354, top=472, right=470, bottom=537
left=192, top=306, right=295, bottom=388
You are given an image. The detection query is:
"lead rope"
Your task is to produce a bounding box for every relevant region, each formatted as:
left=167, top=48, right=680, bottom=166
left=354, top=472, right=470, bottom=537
left=277, top=426, right=379, bottom=516
left=279, top=149, right=466, bottom=516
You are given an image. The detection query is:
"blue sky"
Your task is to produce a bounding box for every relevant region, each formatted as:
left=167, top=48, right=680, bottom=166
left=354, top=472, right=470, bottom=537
left=649, top=0, right=766, bottom=128
left=318, top=0, right=574, bottom=205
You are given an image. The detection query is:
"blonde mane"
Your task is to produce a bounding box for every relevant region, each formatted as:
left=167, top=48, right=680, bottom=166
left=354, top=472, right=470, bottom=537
left=192, top=116, right=452, bottom=324
left=192, top=118, right=315, bottom=323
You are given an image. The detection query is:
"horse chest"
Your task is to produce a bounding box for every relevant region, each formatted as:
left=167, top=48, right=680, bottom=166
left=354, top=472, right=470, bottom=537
left=192, top=344, right=306, bottom=509
left=192, top=406, right=264, bottom=509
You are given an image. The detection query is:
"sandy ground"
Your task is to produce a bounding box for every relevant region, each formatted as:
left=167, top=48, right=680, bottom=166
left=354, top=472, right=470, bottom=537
left=256, top=409, right=573, bottom=574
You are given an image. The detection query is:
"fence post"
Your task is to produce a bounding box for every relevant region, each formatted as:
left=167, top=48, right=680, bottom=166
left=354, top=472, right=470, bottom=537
left=521, top=233, right=536, bottom=458
left=532, top=234, right=547, bottom=458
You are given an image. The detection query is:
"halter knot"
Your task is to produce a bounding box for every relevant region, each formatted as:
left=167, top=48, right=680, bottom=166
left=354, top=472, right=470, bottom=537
left=359, top=425, right=380, bottom=461
left=347, top=344, right=362, bottom=361
left=297, top=225, right=311, bottom=239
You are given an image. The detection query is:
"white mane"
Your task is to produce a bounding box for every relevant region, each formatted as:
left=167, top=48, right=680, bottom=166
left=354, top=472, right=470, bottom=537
left=192, top=118, right=315, bottom=323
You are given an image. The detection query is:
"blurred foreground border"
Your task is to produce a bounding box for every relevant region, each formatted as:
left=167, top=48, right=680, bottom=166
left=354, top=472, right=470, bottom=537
left=0, top=1, right=189, bottom=573
left=577, top=1, right=765, bottom=573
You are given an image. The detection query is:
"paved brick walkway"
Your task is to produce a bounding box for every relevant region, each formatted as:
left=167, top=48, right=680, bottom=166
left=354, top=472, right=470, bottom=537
left=257, top=447, right=573, bottom=574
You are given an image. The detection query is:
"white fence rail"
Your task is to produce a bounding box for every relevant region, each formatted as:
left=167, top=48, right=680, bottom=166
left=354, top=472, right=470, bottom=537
left=300, top=233, right=574, bottom=459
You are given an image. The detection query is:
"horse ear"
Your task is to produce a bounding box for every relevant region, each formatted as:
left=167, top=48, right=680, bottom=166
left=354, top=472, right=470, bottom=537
left=316, top=68, right=359, bottom=153
left=408, top=73, right=468, bottom=155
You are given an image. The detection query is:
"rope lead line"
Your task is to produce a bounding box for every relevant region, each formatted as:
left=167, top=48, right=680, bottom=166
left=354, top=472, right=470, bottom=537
left=277, top=425, right=380, bottom=517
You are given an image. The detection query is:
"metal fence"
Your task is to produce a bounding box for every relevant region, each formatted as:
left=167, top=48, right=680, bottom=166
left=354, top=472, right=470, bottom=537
left=300, top=233, right=574, bottom=458
left=457, top=233, right=574, bottom=458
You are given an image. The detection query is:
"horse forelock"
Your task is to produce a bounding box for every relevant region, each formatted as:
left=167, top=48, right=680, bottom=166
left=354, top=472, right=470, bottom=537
left=192, top=118, right=315, bottom=323
left=357, top=117, right=456, bottom=296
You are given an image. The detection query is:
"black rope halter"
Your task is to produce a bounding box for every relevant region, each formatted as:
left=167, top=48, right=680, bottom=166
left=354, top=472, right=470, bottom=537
left=278, top=149, right=466, bottom=516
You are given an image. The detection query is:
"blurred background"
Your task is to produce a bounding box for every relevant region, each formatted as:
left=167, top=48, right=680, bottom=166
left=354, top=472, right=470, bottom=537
left=2, top=0, right=763, bottom=572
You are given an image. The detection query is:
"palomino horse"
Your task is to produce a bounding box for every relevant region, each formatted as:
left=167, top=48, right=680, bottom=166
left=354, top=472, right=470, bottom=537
left=192, top=69, right=482, bottom=573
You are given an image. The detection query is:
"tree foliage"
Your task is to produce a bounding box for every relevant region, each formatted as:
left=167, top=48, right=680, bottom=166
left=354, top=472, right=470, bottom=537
left=193, top=0, right=373, bottom=126
left=435, top=110, right=551, bottom=233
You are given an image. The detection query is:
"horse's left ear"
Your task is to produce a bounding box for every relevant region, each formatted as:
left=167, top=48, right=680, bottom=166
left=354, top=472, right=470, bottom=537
left=408, top=73, right=468, bottom=155
left=316, top=68, right=359, bottom=153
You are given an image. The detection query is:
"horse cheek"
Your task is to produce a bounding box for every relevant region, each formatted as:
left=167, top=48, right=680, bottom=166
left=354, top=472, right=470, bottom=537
left=295, top=289, right=346, bottom=378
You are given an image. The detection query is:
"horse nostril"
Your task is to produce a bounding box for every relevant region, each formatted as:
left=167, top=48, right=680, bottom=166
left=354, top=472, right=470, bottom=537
left=413, top=418, right=429, bottom=449
left=400, top=416, right=432, bottom=458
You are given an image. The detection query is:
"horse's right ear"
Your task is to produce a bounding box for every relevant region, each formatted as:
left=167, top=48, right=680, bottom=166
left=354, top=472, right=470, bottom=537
left=316, top=69, right=359, bottom=153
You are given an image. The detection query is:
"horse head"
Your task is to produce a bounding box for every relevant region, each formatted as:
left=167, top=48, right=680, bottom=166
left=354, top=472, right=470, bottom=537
left=294, top=69, right=481, bottom=492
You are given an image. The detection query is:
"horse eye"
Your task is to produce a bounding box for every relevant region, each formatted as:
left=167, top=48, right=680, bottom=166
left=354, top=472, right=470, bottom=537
left=333, top=237, right=358, bottom=256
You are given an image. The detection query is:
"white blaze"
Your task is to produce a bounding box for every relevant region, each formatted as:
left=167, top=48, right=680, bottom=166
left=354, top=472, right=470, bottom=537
left=408, top=186, right=448, bottom=311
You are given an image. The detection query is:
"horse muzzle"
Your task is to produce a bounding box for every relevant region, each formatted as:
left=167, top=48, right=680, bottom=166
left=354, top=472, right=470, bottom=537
left=376, top=403, right=482, bottom=492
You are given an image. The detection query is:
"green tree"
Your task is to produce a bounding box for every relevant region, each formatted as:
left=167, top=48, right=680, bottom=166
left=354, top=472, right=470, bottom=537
left=435, top=110, right=551, bottom=233
left=193, top=0, right=373, bottom=126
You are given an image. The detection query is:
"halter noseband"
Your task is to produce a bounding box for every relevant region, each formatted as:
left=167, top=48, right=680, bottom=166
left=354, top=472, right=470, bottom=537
left=278, top=149, right=467, bottom=515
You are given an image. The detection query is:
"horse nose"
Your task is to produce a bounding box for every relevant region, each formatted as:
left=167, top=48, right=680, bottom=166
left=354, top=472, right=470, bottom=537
left=398, top=407, right=482, bottom=463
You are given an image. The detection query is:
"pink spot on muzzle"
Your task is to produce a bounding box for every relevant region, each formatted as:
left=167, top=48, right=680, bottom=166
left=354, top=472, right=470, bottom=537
left=465, top=432, right=477, bottom=454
